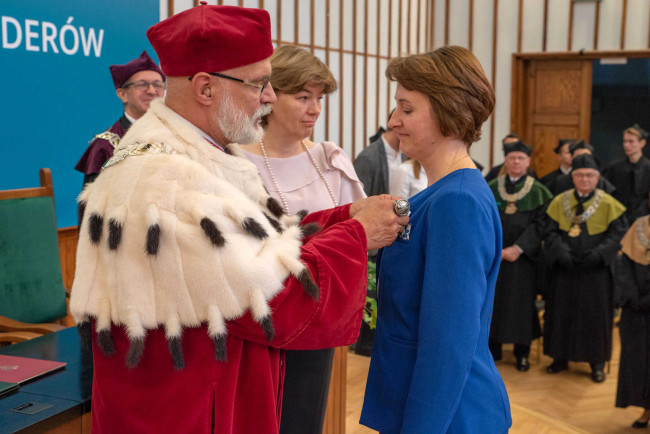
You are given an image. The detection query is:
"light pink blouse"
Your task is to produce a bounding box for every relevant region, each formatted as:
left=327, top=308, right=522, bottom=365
left=244, top=141, right=366, bottom=215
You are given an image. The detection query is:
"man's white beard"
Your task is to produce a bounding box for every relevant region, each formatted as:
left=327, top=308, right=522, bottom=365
left=217, top=91, right=271, bottom=144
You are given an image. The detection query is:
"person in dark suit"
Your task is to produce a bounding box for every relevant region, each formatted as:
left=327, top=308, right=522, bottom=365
left=602, top=124, right=650, bottom=223
left=547, top=140, right=616, bottom=195
left=541, top=139, right=575, bottom=189
left=353, top=111, right=402, bottom=197
left=485, top=133, right=519, bottom=182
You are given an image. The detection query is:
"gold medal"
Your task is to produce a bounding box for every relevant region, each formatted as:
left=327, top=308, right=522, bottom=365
left=568, top=224, right=581, bottom=237
left=505, top=202, right=517, bottom=214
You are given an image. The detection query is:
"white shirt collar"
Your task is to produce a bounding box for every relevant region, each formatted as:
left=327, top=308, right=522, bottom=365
left=124, top=112, right=137, bottom=125
left=560, top=166, right=572, bottom=175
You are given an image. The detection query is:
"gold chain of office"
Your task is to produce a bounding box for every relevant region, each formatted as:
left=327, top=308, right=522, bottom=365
left=562, top=189, right=604, bottom=237
left=496, top=175, right=535, bottom=214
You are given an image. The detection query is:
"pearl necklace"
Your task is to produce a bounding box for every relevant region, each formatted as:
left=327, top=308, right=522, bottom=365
left=259, top=139, right=338, bottom=215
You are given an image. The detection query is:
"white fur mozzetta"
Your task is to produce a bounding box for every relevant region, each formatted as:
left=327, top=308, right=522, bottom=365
left=70, top=99, right=317, bottom=368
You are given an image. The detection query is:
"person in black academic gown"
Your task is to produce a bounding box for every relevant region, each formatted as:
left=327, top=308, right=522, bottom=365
left=543, top=154, right=627, bottom=383
left=602, top=124, right=650, bottom=224
left=487, top=141, right=553, bottom=371
left=541, top=139, right=575, bottom=188
left=75, top=51, right=165, bottom=187
left=485, top=133, right=537, bottom=182
left=546, top=140, right=616, bottom=195
left=615, top=215, right=650, bottom=429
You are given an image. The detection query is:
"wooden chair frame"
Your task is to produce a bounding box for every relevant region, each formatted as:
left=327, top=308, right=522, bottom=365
left=0, top=168, right=67, bottom=337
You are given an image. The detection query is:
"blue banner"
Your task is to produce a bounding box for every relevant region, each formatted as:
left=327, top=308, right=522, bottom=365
left=0, top=0, right=160, bottom=227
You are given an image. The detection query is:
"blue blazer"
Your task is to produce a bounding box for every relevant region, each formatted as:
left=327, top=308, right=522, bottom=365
left=360, top=169, right=511, bottom=433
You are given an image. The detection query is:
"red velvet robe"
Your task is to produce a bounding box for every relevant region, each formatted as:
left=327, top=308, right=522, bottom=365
left=90, top=204, right=367, bottom=433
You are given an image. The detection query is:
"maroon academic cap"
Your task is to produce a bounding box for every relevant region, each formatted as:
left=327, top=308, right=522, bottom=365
left=109, top=50, right=165, bottom=89
left=146, top=3, right=273, bottom=77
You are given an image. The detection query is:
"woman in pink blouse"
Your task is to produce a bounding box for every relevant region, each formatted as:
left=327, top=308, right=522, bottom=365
left=241, top=45, right=365, bottom=434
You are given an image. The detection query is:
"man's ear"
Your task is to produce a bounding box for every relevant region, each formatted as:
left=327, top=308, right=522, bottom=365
left=189, top=73, right=214, bottom=106
left=641, top=139, right=647, bottom=149
left=116, top=88, right=128, bottom=104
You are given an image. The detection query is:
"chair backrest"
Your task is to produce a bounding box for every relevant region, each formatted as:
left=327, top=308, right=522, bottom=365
left=0, top=169, right=67, bottom=323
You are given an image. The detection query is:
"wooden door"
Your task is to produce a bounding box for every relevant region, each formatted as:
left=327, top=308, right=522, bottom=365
left=512, top=59, right=592, bottom=178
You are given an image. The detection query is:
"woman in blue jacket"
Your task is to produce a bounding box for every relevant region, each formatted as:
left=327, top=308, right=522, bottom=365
left=360, top=46, right=511, bottom=433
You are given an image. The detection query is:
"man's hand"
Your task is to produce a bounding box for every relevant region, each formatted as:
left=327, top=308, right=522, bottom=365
left=501, top=245, right=522, bottom=262
left=351, top=195, right=410, bottom=250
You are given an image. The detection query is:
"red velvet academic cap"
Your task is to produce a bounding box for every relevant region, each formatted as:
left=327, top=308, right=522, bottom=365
left=147, top=4, right=273, bottom=77
left=109, top=50, right=165, bottom=89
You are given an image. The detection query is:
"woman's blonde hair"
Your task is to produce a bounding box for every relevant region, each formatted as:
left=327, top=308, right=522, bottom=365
left=262, top=45, right=337, bottom=127
left=385, top=46, right=495, bottom=146
left=269, top=45, right=337, bottom=95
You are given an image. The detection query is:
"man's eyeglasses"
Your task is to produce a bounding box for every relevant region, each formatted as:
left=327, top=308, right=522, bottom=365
left=123, top=80, right=166, bottom=92
left=189, top=72, right=270, bottom=96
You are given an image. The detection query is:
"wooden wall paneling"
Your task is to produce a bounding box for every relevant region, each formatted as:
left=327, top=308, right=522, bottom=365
left=511, top=49, right=650, bottom=61
left=648, top=4, right=650, bottom=48
left=594, top=0, right=600, bottom=50
left=568, top=0, right=574, bottom=51
left=397, top=0, right=400, bottom=56
left=510, top=55, right=525, bottom=137
left=363, top=0, right=368, bottom=147
left=310, top=0, right=315, bottom=53
left=168, top=0, right=174, bottom=17
left=338, top=0, right=344, bottom=149
left=517, top=0, right=523, bottom=53
left=418, top=0, right=423, bottom=52
left=578, top=60, right=593, bottom=141
left=376, top=1, right=381, bottom=131
left=542, top=0, right=548, bottom=52
left=294, top=0, right=299, bottom=43
left=352, top=1, right=357, bottom=158
left=325, top=0, right=330, bottom=140
left=469, top=0, right=474, bottom=51
left=277, top=0, right=282, bottom=47
left=620, top=0, right=628, bottom=49
left=444, top=0, right=450, bottom=46
left=425, top=0, right=431, bottom=50
left=386, top=0, right=394, bottom=125
left=323, top=347, right=348, bottom=434
left=429, top=0, right=435, bottom=50
left=489, top=0, right=498, bottom=168
left=408, top=0, right=412, bottom=53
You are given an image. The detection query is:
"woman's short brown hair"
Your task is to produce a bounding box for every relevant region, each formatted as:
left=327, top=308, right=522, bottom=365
left=385, top=46, right=495, bottom=146
left=270, top=45, right=337, bottom=95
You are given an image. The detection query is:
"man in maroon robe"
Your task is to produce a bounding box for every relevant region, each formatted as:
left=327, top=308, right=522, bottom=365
left=74, top=50, right=165, bottom=186
left=70, top=4, right=408, bottom=434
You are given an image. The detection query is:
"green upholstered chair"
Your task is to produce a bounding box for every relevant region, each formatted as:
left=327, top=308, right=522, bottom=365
left=0, top=169, right=67, bottom=338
